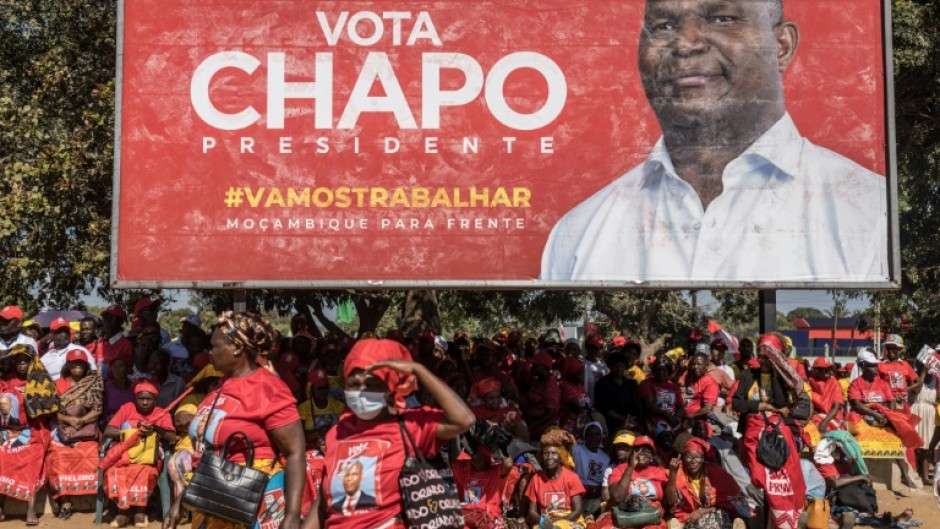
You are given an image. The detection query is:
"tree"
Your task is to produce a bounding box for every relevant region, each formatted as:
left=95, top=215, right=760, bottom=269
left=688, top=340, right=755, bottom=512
left=0, top=1, right=116, bottom=313
left=785, top=307, right=826, bottom=321
left=592, top=291, right=699, bottom=353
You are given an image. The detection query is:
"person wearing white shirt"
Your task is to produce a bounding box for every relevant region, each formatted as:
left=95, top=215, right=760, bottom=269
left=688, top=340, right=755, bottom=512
left=542, top=0, right=888, bottom=283
left=0, top=305, right=39, bottom=355
left=41, top=318, right=97, bottom=381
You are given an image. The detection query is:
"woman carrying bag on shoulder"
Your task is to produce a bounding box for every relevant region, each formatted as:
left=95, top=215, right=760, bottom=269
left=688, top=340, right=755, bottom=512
left=167, top=312, right=305, bottom=529
left=301, top=338, right=475, bottom=529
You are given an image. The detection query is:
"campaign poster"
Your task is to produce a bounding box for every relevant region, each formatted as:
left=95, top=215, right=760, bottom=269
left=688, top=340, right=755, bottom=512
left=113, top=0, right=897, bottom=287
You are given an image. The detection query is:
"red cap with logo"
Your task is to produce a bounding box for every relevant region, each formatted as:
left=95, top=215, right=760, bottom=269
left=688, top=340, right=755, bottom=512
left=51, top=317, right=71, bottom=332
left=308, top=368, right=330, bottom=387
left=0, top=306, right=23, bottom=321
left=66, top=349, right=88, bottom=363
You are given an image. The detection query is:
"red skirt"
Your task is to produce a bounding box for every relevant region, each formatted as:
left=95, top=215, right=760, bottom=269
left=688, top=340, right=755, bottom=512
left=741, top=413, right=805, bottom=529
left=105, top=462, right=160, bottom=509
left=46, top=440, right=100, bottom=498
left=0, top=427, right=50, bottom=501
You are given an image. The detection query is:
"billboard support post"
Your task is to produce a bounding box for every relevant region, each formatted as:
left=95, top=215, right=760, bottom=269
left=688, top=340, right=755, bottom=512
left=759, top=290, right=777, bottom=334
left=234, top=289, right=247, bottom=313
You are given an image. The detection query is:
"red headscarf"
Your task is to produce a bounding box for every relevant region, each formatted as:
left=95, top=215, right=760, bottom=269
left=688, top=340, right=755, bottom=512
left=470, top=378, right=502, bottom=400
left=343, top=339, right=417, bottom=411
left=684, top=437, right=710, bottom=455
left=757, top=334, right=802, bottom=391
left=133, top=380, right=159, bottom=397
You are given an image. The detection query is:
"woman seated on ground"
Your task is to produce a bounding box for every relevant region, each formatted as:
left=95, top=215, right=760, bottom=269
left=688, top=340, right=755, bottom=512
left=469, top=377, right=530, bottom=442
left=663, top=438, right=747, bottom=529
left=591, top=435, right=668, bottom=529
left=453, top=445, right=513, bottom=529
left=813, top=435, right=873, bottom=529
left=572, top=422, right=610, bottom=519
left=0, top=344, right=57, bottom=525
left=47, top=350, right=103, bottom=520
left=525, top=429, right=586, bottom=529
left=103, top=380, right=176, bottom=528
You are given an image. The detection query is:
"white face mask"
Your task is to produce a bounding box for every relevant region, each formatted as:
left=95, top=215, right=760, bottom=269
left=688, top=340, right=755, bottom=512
left=345, top=390, right=387, bottom=420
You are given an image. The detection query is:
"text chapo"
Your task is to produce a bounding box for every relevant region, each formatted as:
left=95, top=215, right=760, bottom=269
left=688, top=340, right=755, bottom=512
left=190, top=11, right=568, bottom=132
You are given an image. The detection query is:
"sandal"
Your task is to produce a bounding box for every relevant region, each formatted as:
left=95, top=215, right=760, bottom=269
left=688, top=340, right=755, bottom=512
left=25, top=514, right=39, bottom=526
left=111, top=514, right=130, bottom=528
left=134, top=513, right=149, bottom=528
left=59, top=503, right=73, bottom=520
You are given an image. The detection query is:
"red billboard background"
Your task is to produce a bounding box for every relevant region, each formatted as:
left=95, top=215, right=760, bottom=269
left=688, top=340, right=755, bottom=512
left=115, top=0, right=888, bottom=286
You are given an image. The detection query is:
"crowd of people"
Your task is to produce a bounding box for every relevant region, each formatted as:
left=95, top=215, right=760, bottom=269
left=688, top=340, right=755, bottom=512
left=0, top=301, right=933, bottom=529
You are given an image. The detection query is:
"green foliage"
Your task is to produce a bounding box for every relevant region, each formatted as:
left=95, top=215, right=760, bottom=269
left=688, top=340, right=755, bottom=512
left=0, top=0, right=116, bottom=313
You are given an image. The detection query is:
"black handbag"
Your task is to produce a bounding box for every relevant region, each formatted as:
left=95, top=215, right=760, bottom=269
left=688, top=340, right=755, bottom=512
left=756, top=412, right=789, bottom=470
left=834, top=480, right=878, bottom=513
left=791, top=392, right=811, bottom=421
left=398, top=416, right=464, bottom=529
left=182, top=383, right=270, bottom=526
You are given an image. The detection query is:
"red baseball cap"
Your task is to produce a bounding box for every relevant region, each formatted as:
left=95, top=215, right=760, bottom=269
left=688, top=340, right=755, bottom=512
left=101, top=305, right=127, bottom=320
left=632, top=435, right=655, bottom=449
left=50, top=317, right=71, bottom=332
left=813, top=357, right=834, bottom=369
left=586, top=333, right=604, bottom=348
left=612, top=336, right=627, bottom=348
left=0, top=306, right=23, bottom=321
left=66, top=349, right=88, bottom=363
left=134, top=298, right=161, bottom=317
left=308, top=368, right=330, bottom=387
left=531, top=351, right=555, bottom=369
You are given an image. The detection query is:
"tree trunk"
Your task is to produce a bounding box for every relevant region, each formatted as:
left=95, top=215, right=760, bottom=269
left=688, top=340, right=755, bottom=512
left=400, top=290, right=442, bottom=337
left=354, top=295, right=394, bottom=336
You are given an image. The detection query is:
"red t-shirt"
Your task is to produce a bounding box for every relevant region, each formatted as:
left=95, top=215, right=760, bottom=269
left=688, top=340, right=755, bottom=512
left=525, top=467, right=586, bottom=514
left=99, top=335, right=134, bottom=366
left=453, top=460, right=507, bottom=515
left=847, top=376, right=893, bottom=405
left=323, top=407, right=444, bottom=529
left=878, top=361, right=917, bottom=398
left=640, top=380, right=682, bottom=415
left=682, top=374, right=719, bottom=414
left=608, top=464, right=668, bottom=504
left=193, top=368, right=300, bottom=462
left=108, top=401, right=174, bottom=432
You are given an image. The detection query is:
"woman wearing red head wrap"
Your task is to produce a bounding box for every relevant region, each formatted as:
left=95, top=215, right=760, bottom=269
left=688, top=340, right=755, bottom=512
left=663, top=438, right=747, bottom=529
left=301, top=339, right=474, bottom=529
left=469, top=378, right=530, bottom=442
left=103, top=380, right=176, bottom=528
left=731, top=334, right=805, bottom=529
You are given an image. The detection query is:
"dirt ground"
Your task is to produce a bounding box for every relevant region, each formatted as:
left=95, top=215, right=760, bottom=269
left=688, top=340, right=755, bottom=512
left=4, top=485, right=936, bottom=529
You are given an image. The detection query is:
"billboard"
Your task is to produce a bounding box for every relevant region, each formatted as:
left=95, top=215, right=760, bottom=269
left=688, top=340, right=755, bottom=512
left=112, top=0, right=898, bottom=288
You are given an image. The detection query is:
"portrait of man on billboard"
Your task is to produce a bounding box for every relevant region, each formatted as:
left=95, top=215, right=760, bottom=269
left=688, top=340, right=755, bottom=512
left=541, top=0, right=888, bottom=283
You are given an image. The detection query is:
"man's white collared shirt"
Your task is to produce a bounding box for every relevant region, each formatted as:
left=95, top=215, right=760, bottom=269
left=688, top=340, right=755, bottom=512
left=41, top=343, right=96, bottom=381
left=541, top=114, right=888, bottom=282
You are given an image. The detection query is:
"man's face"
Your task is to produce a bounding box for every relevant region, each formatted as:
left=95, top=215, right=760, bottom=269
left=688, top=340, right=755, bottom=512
left=102, top=314, right=123, bottom=336
left=638, top=0, right=794, bottom=130
left=52, top=328, right=71, bottom=349
left=343, top=462, right=363, bottom=495
left=79, top=320, right=98, bottom=343
left=0, top=318, right=19, bottom=336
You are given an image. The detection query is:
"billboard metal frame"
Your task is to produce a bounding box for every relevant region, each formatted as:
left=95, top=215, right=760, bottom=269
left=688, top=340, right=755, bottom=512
left=110, top=0, right=901, bottom=291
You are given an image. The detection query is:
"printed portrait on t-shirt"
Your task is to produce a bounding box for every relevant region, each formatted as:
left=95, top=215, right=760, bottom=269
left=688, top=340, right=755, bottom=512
left=631, top=479, right=655, bottom=499
left=330, top=439, right=389, bottom=515
left=656, top=390, right=675, bottom=414
left=588, top=460, right=604, bottom=482
left=0, top=392, right=27, bottom=446
left=888, top=370, right=905, bottom=390
left=543, top=490, right=569, bottom=513
left=466, top=485, right=483, bottom=504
